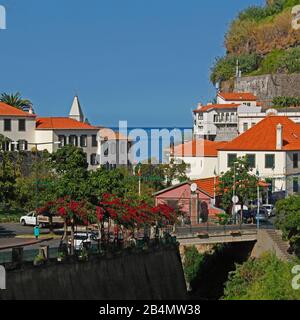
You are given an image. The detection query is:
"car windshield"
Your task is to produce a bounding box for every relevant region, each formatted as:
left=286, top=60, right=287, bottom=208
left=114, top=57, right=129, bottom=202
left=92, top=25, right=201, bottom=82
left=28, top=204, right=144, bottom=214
left=74, top=235, right=88, bottom=240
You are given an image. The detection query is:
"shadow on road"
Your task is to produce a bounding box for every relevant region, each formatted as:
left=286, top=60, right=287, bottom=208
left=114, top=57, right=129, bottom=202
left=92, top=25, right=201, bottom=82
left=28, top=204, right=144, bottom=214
left=0, top=225, right=16, bottom=238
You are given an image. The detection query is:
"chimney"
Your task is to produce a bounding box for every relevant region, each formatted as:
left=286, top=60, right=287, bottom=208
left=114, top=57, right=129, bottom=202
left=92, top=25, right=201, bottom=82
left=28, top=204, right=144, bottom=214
left=276, top=123, right=283, bottom=150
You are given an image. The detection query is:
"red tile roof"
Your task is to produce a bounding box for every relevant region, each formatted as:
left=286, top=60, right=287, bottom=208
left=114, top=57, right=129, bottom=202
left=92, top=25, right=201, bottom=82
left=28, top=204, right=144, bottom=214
left=172, top=140, right=227, bottom=157
left=218, top=92, right=257, bottom=101
left=219, top=116, right=300, bottom=151
left=0, top=102, right=36, bottom=117
left=193, top=103, right=240, bottom=113
left=194, top=177, right=269, bottom=198
left=36, top=117, right=97, bottom=130
left=195, top=177, right=219, bottom=198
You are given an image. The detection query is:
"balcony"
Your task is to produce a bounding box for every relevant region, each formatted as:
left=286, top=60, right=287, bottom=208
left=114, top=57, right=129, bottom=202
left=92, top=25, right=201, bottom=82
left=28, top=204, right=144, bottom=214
left=213, top=116, right=238, bottom=124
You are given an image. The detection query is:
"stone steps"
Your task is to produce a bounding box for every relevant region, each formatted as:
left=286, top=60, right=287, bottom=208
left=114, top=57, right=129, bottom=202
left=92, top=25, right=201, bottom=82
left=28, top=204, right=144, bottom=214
left=266, top=229, right=293, bottom=261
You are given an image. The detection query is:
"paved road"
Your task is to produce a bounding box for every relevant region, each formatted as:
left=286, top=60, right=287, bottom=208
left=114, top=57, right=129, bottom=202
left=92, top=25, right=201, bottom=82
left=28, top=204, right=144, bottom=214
left=0, top=223, right=61, bottom=251
left=0, top=223, right=58, bottom=237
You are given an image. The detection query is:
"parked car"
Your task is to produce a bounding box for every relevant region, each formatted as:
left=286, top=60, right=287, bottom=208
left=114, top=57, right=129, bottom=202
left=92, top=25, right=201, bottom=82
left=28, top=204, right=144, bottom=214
left=37, top=215, right=64, bottom=228
left=20, top=212, right=37, bottom=226
left=237, top=210, right=256, bottom=224
left=20, top=212, right=64, bottom=228
left=262, top=204, right=275, bottom=217
left=253, top=208, right=269, bottom=223
left=68, top=232, right=99, bottom=251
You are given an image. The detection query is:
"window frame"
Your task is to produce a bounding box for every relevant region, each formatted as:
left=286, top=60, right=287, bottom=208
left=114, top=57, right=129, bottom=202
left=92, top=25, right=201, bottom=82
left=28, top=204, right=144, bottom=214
left=265, top=154, right=275, bottom=169
left=227, top=153, right=237, bottom=168
left=4, top=119, right=11, bottom=131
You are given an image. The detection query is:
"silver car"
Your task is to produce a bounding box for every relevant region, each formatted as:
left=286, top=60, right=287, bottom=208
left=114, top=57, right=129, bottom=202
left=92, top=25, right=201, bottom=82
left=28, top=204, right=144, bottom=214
left=262, top=204, right=275, bottom=217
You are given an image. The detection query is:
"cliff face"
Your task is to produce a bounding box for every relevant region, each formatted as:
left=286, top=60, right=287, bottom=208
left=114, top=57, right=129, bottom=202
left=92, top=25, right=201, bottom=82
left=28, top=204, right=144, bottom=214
left=221, top=74, right=300, bottom=102
left=0, top=247, right=187, bottom=300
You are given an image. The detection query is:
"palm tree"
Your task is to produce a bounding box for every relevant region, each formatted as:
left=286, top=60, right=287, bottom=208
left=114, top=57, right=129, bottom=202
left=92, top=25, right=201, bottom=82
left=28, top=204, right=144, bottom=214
left=0, top=92, right=33, bottom=110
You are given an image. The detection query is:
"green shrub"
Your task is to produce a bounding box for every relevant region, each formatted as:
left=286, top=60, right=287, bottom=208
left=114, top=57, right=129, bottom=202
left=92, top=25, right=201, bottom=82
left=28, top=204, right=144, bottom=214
left=223, top=252, right=300, bottom=300
left=210, top=53, right=261, bottom=84
left=273, top=96, right=300, bottom=107
left=183, top=246, right=205, bottom=284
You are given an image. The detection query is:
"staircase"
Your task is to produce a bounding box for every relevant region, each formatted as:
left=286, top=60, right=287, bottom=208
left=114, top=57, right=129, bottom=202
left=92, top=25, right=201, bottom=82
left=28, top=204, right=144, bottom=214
left=266, top=229, right=293, bottom=261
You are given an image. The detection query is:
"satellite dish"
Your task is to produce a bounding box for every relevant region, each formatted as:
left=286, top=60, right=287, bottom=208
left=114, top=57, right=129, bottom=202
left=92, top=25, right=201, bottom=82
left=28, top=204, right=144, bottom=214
left=190, top=183, right=197, bottom=193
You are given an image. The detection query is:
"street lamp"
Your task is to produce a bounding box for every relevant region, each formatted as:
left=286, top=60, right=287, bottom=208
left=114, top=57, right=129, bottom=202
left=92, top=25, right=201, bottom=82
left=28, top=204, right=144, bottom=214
left=232, top=161, right=239, bottom=224
left=256, top=168, right=260, bottom=230
left=27, top=141, right=61, bottom=226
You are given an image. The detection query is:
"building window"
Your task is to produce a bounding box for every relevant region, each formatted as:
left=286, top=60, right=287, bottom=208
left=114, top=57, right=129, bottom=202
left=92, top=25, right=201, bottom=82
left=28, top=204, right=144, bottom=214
left=69, top=135, right=78, bottom=147
left=243, top=123, right=248, bottom=132
left=251, top=122, right=256, bottom=128
left=58, top=135, right=66, bottom=148
left=18, top=119, right=26, bottom=131
left=111, top=142, right=116, bottom=155
left=198, top=114, right=203, bottom=120
left=293, top=153, right=299, bottom=168
left=1, top=141, right=10, bottom=151
left=18, top=140, right=28, bottom=151
left=4, top=119, right=11, bottom=131
left=227, top=154, right=237, bottom=168
left=80, top=135, right=87, bottom=148
left=104, top=147, right=109, bottom=156
left=92, top=135, right=97, bottom=147
left=293, top=177, right=299, bottom=193
left=246, top=154, right=256, bottom=168
left=90, top=153, right=98, bottom=166
left=265, top=154, right=275, bottom=169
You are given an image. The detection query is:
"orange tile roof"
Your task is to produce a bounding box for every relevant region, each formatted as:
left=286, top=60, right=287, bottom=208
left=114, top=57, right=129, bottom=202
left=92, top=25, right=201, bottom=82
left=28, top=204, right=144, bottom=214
left=219, top=116, right=300, bottom=151
left=36, top=117, right=97, bottom=130
left=218, top=92, right=257, bottom=101
left=0, top=102, right=36, bottom=117
left=193, top=103, right=240, bottom=113
left=195, top=177, right=219, bottom=198
left=172, top=140, right=227, bottom=157
left=195, top=176, right=268, bottom=198
left=99, top=127, right=130, bottom=141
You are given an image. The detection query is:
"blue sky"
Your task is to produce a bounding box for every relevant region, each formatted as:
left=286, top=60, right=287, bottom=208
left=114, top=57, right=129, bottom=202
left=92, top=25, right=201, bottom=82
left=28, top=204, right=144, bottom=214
left=0, top=0, right=264, bottom=127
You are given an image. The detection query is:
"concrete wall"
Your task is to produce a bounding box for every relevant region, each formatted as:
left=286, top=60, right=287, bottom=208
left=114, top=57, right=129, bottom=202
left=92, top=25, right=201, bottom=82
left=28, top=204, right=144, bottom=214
left=229, top=74, right=300, bottom=102
left=0, top=247, right=187, bottom=300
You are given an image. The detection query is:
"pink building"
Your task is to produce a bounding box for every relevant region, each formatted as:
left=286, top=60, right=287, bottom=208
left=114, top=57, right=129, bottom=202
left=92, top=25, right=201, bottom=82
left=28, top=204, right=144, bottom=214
left=154, top=178, right=223, bottom=225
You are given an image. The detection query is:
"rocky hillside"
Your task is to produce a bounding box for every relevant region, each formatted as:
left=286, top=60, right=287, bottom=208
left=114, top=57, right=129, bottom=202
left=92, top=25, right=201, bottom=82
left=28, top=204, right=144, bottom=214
left=211, top=0, right=300, bottom=85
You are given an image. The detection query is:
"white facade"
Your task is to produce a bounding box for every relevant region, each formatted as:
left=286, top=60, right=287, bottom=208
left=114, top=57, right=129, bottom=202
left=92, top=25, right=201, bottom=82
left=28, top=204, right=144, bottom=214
left=238, top=108, right=300, bottom=134
left=218, top=150, right=287, bottom=194
left=0, top=98, right=131, bottom=170
left=173, top=155, right=218, bottom=180
left=193, top=104, right=239, bottom=141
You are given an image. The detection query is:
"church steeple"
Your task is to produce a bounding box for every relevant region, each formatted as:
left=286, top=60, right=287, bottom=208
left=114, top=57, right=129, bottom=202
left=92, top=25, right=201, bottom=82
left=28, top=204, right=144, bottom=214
left=69, top=95, right=84, bottom=122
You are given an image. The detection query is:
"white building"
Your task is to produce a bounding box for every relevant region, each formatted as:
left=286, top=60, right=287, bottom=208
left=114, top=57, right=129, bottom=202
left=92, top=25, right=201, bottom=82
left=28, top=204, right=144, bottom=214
left=170, top=139, right=226, bottom=180
left=238, top=107, right=300, bottom=134
left=0, top=101, right=36, bottom=151
left=194, top=91, right=300, bottom=141
left=0, top=97, right=131, bottom=170
left=218, top=116, right=300, bottom=196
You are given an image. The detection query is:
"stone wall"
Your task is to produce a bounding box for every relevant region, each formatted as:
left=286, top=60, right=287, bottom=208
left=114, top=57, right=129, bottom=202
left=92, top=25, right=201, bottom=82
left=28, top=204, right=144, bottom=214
left=222, top=74, right=300, bottom=102
left=0, top=246, right=187, bottom=300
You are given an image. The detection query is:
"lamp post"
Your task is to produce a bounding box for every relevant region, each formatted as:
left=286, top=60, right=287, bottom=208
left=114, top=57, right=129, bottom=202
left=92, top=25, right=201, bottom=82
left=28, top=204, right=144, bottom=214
left=26, top=141, right=61, bottom=226
left=233, top=161, right=239, bottom=224
left=256, top=168, right=260, bottom=230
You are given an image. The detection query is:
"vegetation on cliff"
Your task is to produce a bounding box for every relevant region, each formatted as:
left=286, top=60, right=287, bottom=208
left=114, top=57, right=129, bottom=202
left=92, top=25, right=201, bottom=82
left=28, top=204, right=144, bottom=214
left=211, top=0, right=300, bottom=84
left=223, top=253, right=300, bottom=300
